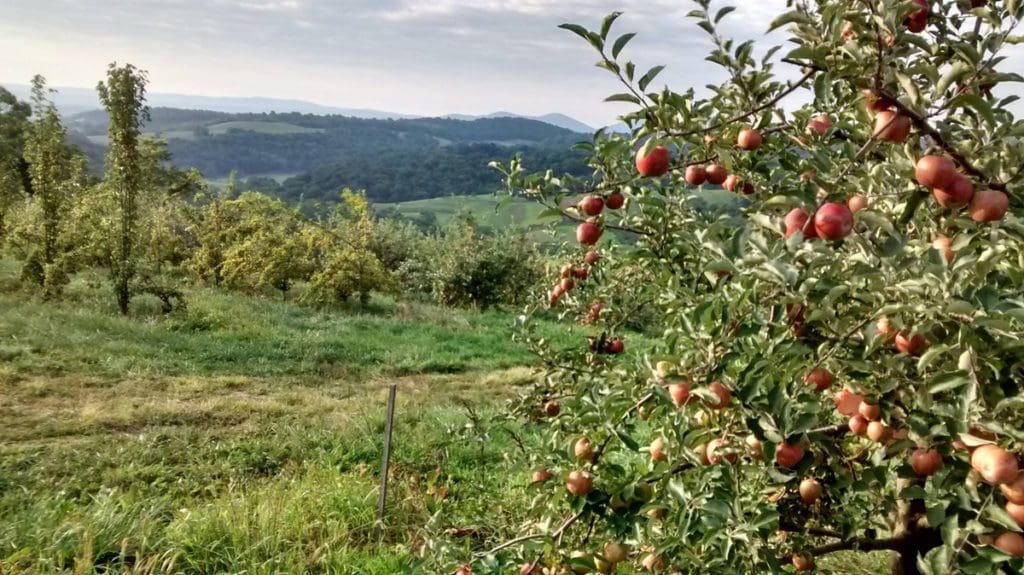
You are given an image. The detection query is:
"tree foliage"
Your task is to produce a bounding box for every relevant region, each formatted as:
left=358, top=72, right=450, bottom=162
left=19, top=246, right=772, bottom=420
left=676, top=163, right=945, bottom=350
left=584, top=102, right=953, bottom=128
left=447, top=2, right=1024, bottom=574
left=97, top=63, right=150, bottom=315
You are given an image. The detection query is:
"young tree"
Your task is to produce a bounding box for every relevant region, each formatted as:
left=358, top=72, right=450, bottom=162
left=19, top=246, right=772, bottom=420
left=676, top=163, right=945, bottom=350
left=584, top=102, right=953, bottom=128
left=456, top=2, right=1024, bottom=574
left=12, top=77, right=87, bottom=296
left=97, top=63, right=149, bottom=314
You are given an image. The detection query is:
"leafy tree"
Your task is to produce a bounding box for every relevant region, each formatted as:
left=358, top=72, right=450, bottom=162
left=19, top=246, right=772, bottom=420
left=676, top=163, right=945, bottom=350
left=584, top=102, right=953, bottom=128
left=97, top=63, right=149, bottom=314
left=404, top=214, right=541, bottom=309
left=449, top=2, right=1024, bottom=574
left=0, top=86, right=32, bottom=238
left=218, top=192, right=313, bottom=298
left=9, top=77, right=88, bottom=296
left=303, top=189, right=393, bottom=306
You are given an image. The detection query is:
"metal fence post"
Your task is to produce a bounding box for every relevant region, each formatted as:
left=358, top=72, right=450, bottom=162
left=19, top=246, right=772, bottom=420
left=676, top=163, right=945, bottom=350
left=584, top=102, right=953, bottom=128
left=374, top=383, right=398, bottom=539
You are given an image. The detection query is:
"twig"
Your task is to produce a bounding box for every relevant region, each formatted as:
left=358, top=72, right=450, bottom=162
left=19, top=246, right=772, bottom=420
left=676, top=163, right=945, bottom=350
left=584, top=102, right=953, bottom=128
left=667, top=70, right=817, bottom=139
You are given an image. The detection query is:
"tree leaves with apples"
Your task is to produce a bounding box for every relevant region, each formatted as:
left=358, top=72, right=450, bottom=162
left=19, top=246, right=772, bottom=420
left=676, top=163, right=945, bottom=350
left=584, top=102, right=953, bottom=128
left=454, top=1, right=1024, bottom=574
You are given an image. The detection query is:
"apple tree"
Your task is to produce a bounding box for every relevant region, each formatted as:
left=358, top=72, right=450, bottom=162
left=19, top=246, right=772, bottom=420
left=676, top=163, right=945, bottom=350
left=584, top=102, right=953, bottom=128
left=456, top=1, right=1024, bottom=573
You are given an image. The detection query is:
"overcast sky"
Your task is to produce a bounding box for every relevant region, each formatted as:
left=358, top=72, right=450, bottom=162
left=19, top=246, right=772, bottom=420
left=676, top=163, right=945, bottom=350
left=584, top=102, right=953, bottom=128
left=0, top=0, right=792, bottom=126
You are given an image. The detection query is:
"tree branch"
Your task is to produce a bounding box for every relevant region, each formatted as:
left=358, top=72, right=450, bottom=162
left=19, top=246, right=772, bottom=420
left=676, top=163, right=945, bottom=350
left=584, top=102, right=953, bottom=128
left=668, top=70, right=818, bottom=139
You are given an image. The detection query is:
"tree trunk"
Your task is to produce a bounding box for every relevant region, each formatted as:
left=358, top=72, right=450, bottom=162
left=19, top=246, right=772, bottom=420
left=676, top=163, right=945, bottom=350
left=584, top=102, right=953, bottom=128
left=889, top=479, right=942, bottom=575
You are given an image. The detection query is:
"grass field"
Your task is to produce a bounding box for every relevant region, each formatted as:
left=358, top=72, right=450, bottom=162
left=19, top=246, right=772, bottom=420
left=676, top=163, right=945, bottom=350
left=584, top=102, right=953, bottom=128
left=0, top=260, right=584, bottom=574
left=0, top=260, right=888, bottom=574
left=376, top=195, right=554, bottom=231
left=205, top=121, right=323, bottom=136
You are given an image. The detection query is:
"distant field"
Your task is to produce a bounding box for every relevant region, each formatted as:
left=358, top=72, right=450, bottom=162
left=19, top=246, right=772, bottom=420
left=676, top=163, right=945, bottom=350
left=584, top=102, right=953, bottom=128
left=376, top=195, right=553, bottom=230
left=206, top=172, right=298, bottom=187
left=206, top=121, right=323, bottom=136
left=375, top=189, right=742, bottom=236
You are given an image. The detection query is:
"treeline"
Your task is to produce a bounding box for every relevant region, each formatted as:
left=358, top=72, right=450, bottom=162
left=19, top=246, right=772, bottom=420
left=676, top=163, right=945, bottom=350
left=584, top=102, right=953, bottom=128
left=256, top=143, right=588, bottom=204
left=0, top=74, right=542, bottom=313
left=67, top=107, right=591, bottom=204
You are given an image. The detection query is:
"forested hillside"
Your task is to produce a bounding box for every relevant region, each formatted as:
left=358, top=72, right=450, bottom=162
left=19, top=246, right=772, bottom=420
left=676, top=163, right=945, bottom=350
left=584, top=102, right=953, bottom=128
left=67, top=107, right=591, bottom=203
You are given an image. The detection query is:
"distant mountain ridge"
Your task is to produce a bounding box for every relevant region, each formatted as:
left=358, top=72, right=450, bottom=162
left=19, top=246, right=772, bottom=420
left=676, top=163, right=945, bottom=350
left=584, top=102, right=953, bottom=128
left=2, top=83, right=593, bottom=132
left=60, top=106, right=590, bottom=204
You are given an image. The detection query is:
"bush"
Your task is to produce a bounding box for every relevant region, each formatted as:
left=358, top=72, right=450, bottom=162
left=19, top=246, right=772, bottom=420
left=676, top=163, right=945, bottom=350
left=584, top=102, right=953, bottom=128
left=403, top=216, right=541, bottom=309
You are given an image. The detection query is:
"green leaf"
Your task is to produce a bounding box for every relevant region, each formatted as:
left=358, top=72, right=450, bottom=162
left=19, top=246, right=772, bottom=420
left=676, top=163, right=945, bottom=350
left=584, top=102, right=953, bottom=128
left=639, top=65, right=666, bottom=92
left=937, top=62, right=974, bottom=96
left=614, top=425, right=640, bottom=451
left=612, top=33, right=637, bottom=59
left=767, top=10, right=807, bottom=33
left=714, top=6, right=736, bottom=24
left=605, top=93, right=642, bottom=105
left=599, top=12, right=622, bottom=39
left=559, top=23, right=592, bottom=42
left=928, top=372, right=970, bottom=395
left=953, top=93, right=996, bottom=128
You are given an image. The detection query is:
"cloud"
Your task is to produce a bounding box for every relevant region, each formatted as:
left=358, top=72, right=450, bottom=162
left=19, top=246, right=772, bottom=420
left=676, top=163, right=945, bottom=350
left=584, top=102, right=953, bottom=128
left=0, top=0, right=1020, bottom=127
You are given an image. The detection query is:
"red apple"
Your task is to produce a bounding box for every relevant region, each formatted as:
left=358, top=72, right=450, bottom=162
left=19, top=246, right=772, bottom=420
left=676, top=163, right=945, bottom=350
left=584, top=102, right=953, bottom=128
left=933, top=236, right=954, bottom=265
left=806, top=115, right=833, bottom=135
left=606, top=192, right=625, bottom=210
left=849, top=415, right=869, bottom=436
left=544, top=400, right=560, bottom=417
left=804, top=368, right=834, bottom=391
left=706, top=381, right=731, bottom=410
left=565, top=470, right=593, bottom=496
left=650, top=437, right=667, bottom=461
left=814, top=202, right=855, bottom=239
left=864, top=89, right=895, bottom=113
left=776, top=442, right=805, bottom=468
left=895, top=331, right=928, bottom=356
left=707, top=437, right=737, bottom=465
left=873, top=110, right=911, bottom=142
left=791, top=553, right=814, bottom=572
left=969, top=189, right=1009, bottom=222
left=859, top=401, right=881, bottom=421
left=993, top=532, right=1024, bottom=557
left=1007, top=502, right=1024, bottom=528
left=668, top=381, right=692, bottom=407
left=685, top=165, right=708, bottom=186
left=584, top=250, right=600, bottom=266
left=560, top=277, right=575, bottom=292
left=606, top=338, right=625, bottom=354
left=867, top=421, right=891, bottom=443
left=785, top=208, right=810, bottom=238
left=532, top=469, right=553, bottom=483
left=971, top=444, right=1020, bottom=485
left=915, top=155, right=957, bottom=189
left=705, top=164, right=728, bottom=185
left=737, top=128, right=763, bottom=150
left=906, top=0, right=929, bottom=32
left=574, top=437, right=595, bottom=461
left=1001, top=473, right=1024, bottom=504
left=578, top=195, right=605, bottom=216
left=835, top=388, right=864, bottom=416
left=636, top=146, right=671, bottom=177
left=933, top=174, right=974, bottom=208
left=577, top=222, right=603, bottom=245
left=911, top=449, right=943, bottom=476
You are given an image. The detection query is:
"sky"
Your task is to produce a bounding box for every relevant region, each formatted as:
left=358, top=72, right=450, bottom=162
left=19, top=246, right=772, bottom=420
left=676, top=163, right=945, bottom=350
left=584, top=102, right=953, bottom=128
left=0, top=0, right=788, bottom=127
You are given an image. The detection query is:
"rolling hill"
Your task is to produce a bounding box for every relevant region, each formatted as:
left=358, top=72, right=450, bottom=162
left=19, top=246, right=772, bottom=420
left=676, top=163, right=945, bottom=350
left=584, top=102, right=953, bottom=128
left=65, top=107, right=592, bottom=204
